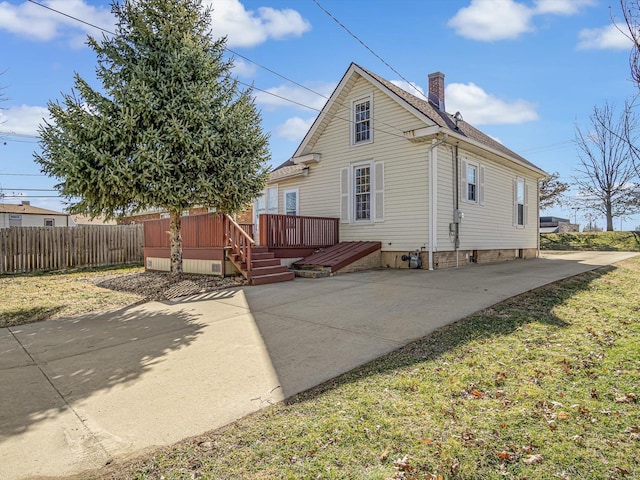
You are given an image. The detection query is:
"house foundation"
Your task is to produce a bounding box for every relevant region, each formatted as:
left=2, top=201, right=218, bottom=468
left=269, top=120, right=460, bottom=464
left=381, top=248, right=538, bottom=270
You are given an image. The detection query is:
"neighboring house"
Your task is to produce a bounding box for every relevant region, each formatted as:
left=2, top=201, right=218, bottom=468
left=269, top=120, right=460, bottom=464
left=71, top=214, right=117, bottom=225
left=0, top=201, right=74, bottom=228
left=263, top=63, right=547, bottom=269
left=540, top=216, right=578, bottom=234
left=119, top=206, right=253, bottom=225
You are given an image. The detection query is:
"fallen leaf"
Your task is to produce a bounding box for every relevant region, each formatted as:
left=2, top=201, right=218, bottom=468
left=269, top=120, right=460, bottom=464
left=495, top=389, right=505, bottom=398
left=472, top=388, right=485, bottom=398
left=548, top=420, right=557, bottom=431
left=523, top=454, right=543, bottom=465
left=420, top=438, right=434, bottom=444
left=498, top=423, right=507, bottom=429
left=497, top=451, right=516, bottom=462
left=557, top=412, right=569, bottom=420
left=450, top=459, right=460, bottom=474
left=615, top=466, right=631, bottom=475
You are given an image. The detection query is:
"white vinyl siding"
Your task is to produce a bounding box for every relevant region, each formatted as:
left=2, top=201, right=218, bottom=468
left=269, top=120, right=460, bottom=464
left=274, top=75, right=428, bottom=252
left=437, top=146, right=537, bottom=250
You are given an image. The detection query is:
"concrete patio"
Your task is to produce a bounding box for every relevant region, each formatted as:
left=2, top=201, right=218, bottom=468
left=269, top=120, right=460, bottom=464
left=0, top=250, right=636, bottom=479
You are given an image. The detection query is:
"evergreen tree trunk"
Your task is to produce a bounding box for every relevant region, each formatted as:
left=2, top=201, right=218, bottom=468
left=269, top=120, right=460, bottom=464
left=169, top=210, right=183, bottom=275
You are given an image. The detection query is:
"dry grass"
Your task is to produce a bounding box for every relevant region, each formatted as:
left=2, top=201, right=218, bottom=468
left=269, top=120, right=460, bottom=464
left=80, top=256, right=640, bottom=480
left=0, top=265, right=145, bottom=328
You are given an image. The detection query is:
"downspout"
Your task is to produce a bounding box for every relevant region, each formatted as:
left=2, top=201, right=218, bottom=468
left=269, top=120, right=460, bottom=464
left=428, top=134, right=447, bottom=270
left=454, top=143, right=460, bottom=267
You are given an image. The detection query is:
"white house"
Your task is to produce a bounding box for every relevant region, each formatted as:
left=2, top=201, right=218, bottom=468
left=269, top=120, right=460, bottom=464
left=262, top=63, right=546, bottom=269
left=0, top=201, right=74, bottom=228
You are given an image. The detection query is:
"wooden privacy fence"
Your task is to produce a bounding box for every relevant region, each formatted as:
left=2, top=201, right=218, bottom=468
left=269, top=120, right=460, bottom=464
left=0, top=224, right=143, bottom=274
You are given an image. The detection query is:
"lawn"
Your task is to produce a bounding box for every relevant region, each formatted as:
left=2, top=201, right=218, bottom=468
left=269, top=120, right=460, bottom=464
left=0, top=264, right=145, bottom=328
left=84, top=256, right=640, bottom=480
left=541, top=231, right=640, bottom=251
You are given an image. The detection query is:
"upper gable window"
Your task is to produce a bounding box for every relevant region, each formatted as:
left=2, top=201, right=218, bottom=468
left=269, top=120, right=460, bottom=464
left=352, top=94, right=373, bottom=145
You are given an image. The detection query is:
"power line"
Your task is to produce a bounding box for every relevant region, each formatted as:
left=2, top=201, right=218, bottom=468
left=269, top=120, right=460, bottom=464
left=311, top=0, right=425, bottom=99
left=0, top=188, right=56, bottom=191
left=0, top=173, right=47, bottom=176
left=27, top=0, right=115, bottom=36
left=0, top=131, right=41, bottom=139
left=0, top=194, right=61, bottom=198
left=25, top=0, right=410, bottom=141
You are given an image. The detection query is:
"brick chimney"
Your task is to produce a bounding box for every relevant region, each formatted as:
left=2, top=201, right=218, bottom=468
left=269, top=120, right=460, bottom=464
left=20, top=200, right=30, bottom=206
left=428, top=71, right=445, bottom=111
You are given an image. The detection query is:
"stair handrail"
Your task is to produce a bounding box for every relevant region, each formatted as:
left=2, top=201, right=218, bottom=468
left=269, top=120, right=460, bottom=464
left=224, top=214, right=254, bottom=275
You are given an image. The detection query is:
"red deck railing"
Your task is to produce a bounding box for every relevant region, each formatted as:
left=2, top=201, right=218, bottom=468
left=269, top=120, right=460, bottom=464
left=259, top=214, right=339, bottom=249
left=224, top=215, right=254, bottom=274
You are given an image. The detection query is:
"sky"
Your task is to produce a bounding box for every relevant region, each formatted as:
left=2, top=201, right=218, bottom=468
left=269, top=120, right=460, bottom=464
left=0, top=0, right=638, bottom=230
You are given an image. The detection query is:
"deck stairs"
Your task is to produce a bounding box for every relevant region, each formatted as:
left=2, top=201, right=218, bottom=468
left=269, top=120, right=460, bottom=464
left=228, top=245, right=294, bottom=285
left=292, top=241, right=382, bottom=277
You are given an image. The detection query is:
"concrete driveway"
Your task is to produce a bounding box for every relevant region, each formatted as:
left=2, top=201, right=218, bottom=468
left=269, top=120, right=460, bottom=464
left=0, top=251, right=636, bottom=479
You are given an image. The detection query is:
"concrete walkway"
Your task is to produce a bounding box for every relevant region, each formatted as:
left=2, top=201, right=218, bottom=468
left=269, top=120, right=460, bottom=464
left=0, top=251, right=636, bottom=479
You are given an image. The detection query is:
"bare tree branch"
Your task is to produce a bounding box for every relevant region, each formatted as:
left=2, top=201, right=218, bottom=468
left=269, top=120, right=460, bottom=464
left=573, top=102, right=640, bottom=231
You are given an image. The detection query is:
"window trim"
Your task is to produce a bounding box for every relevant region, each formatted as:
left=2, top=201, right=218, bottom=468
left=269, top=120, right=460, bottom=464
left=283, top=188, right=299, bottom=216
left=351, top=93, right=373, bottom=146
left=467, top=163, right=478, bottom=203
left=44, top=218, right=55, bottom=227
left=514, top=177, right=527, bottom=228
left=352, top=161, right=373, bottom=222
left=460, top=157, right=484, bottom=205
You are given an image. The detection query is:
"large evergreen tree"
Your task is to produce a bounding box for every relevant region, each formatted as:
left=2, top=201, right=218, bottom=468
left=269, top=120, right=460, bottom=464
left=35, top=0, right=270, bottom=274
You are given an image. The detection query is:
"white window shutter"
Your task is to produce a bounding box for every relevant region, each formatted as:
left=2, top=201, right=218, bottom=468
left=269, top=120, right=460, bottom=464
left=479, top=165, right=485, bottom=205
left=524, top=182, right=529, bottom=226
left=461, top=159, right=468, bottom=202
left=340, top=167, right=349, bottom=223
left=374, top=161, right=384, bottom=222
left=513, top=179, right=518, bottom=226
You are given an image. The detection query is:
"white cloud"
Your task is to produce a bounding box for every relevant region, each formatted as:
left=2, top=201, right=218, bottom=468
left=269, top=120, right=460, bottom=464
left=0, top=0, right=114, bottom=45
left=577, top=24, right=632, bottom=50
left=390, top=80, right=427, bottom=100
left=445, top=83, right=538, bottom=125
left=206, top=0, right=310, bottom=48
left=534, top=0, right=595, bottom=15
left=448, top=0, right=595, bottom=42
left=275, top=116, right=314, bottom=141
left=254, top=82, right=336, bottom=111
left=0, top=0, right=310, bottom=49
left=231, top=59, right=257, bottom=78
left=448, top=0, right=533, bottom=41
left=0, top=105, right=50, bottom=136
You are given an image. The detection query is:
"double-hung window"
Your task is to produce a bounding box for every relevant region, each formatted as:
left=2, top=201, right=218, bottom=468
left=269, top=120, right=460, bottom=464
left=340, top=161, right=384, bottom=224
left=352, top=94, right=373, bottom=145
left=467, top=165, right=477, bottom=202
left=515, top=178, right=526, bottom=227
left=461, top=158, right=484, bottom=205
left=354, top=165, right=371, bottom=221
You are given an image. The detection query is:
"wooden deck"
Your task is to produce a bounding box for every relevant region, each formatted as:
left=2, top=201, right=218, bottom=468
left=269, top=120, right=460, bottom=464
left=293, top=241, right=381, bottom=273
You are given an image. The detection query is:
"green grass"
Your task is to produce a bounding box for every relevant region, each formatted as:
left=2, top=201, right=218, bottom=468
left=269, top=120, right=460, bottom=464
left=88, top=256, right=640, bottom=480
left=541, top=231, right=640, bottom=251
left=0, top=264, right=144, bottom=328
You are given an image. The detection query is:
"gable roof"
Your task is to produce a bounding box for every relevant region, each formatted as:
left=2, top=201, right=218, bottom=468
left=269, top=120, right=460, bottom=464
left=274, top=63, right=544, bottom=176
left=0, top=202, right=68, bottom=216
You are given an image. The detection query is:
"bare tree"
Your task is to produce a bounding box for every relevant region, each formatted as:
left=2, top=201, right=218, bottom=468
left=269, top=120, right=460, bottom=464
left=539, top=172, right=569, bottom=210
left=574, top=102, right=640, bottom=231
left=621, top=1, right=640, bottom=88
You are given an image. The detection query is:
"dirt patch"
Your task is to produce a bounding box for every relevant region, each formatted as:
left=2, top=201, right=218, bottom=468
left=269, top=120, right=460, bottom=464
left=82, top=271, right=247, bottom=301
